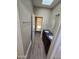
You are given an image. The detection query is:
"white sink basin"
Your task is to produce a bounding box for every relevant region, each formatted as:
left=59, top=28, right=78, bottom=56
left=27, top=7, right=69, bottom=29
left=45, top=31, right=49, bottom=33
left=49, top=35, right=53, bottom=39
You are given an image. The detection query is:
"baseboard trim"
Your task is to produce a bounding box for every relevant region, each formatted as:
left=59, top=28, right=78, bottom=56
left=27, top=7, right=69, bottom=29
left=18, top=41, right=32, bottom=59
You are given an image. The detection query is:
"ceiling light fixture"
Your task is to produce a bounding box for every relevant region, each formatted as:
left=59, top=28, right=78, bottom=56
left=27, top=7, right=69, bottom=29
left=42, top=0, right=54, bottom=5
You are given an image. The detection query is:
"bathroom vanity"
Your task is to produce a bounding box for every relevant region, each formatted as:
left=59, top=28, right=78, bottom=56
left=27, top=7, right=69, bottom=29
left=42, top=29, right=53, bottom=55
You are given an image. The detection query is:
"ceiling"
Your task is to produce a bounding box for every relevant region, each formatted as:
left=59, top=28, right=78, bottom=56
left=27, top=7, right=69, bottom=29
left=32, top=0, right=61, bottom=8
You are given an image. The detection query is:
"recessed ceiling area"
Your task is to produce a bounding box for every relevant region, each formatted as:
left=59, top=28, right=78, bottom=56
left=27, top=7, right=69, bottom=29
left=32, top=0, right=61, bottom=8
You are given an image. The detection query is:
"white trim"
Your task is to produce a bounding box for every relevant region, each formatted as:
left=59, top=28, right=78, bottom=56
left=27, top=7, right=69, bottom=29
left=25, top=41, right=32, bottom=59
left=17, top=41, right=32, bottom=59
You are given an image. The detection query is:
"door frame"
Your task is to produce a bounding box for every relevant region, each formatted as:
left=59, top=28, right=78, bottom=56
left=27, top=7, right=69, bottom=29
left=35, top=16, right=43, bottom=32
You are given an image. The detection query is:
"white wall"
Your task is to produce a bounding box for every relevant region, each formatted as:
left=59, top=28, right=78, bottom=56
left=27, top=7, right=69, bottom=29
left=17, top=10, right=24, bottom=56
left=48, top=3, right=61, bottom=36
left=50, top=28, right=61, bottom=59
left=34, top=8, right=51, bottom=30
left=17, top=0, right=33, bottom=56
left=47, top=26, right=61, bottom=59
left=47, top=2, right=61, bottom=59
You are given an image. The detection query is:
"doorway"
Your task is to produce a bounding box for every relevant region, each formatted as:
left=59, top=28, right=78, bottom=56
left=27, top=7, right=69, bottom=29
left=35, top=16, right=43, bottom=32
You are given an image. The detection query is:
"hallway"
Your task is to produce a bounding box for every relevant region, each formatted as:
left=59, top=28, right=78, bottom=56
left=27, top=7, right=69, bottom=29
left=17, top=0, right=61, bottom=59
left=27, top=32, right=46, bottom=59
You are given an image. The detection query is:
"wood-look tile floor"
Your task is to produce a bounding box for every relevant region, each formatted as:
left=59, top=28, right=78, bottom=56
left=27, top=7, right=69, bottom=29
left=27, top=32, right=47, bottom=59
